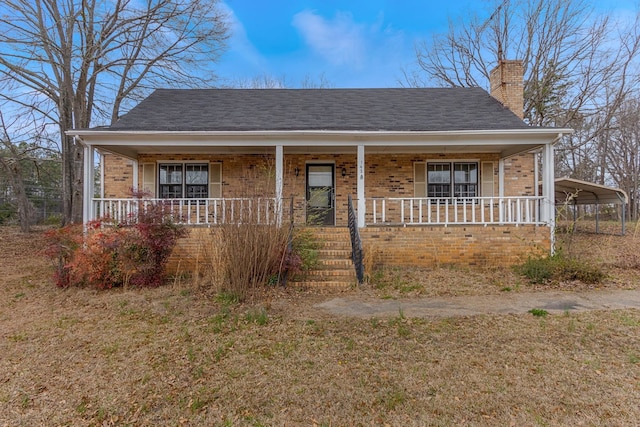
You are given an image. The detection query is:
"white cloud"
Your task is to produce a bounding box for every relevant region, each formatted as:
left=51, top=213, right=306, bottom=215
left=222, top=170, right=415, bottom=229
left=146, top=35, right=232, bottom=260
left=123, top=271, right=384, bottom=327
left=218, top=1, right=266, bottom=69
left=292, top=10, right=367, bottom=68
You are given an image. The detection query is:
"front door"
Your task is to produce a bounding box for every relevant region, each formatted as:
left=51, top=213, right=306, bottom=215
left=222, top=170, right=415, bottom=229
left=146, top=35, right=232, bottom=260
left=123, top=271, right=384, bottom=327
left=306, top=164, right=335, bottom=226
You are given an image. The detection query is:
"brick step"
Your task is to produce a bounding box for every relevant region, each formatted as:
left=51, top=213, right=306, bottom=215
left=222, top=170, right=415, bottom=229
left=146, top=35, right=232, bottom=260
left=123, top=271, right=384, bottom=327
left=314, top=239, right=352, bottom=247
left=317, top=249, right=352, bottom=258
left=314, top=236, right=351, bottom=246
left=289, top=280, right=355, bottom=290
left=306, top=229, right=351, bottom=239
left=303, top=268, right=355, bottom=277
left=293, top=227, right=356, bottom=289
left=317, top=259, right=353, bottom=267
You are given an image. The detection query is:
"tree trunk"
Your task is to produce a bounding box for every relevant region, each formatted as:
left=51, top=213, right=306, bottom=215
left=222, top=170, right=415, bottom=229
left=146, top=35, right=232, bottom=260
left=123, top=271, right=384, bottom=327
left=0, top=158, right=32, bottom=232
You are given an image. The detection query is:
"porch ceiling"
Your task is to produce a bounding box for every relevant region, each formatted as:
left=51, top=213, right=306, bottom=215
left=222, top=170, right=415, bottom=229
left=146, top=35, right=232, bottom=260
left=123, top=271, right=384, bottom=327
left=93, top=142, right=545, bottom=158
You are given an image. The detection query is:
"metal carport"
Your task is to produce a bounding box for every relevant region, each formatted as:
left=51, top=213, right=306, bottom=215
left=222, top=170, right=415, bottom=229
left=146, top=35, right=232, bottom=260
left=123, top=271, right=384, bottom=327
left=555, top=177, right=628, bottom=235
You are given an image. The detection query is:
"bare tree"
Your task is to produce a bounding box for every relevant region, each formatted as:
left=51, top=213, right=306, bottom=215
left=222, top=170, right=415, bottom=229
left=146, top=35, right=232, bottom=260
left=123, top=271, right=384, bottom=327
left=407, top=0, right=640, bottom=185
left=0, top=0, right=229, bottom=224
left=0, top=112, right=52, bottom=232
left=228, top=74, right=289, bottom=89
left=226, top=72, right=333, bottom=89
left=602, top=97, right=640, bottom=219
left=410, top=0, right=640, bottom=122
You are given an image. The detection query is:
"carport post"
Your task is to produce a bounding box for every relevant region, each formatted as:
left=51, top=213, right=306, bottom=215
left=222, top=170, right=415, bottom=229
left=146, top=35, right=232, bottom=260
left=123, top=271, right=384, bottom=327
left=618, top=193, right=626, bottom=235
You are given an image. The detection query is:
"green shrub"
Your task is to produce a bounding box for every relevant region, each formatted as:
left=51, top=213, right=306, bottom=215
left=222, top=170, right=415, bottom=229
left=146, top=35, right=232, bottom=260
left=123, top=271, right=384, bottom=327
left=515, top=256, right=557, bottom=284
left=555, top=257, right=605, bottom=284
left=515, top=251, right=604, bottom=285
left=290, top=229, right=320, bottom=273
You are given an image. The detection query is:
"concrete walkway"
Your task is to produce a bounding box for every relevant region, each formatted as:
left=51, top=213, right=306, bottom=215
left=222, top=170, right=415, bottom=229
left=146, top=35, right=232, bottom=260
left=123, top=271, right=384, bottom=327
left=315, top=289, right=640, bottom=318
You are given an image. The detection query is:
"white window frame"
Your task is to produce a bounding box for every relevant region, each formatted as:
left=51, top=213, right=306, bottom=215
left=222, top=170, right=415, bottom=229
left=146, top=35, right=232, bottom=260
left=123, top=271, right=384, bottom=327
left=414, top=160, right=481, bottom=199
left=154, top=161, right=222, bottom=199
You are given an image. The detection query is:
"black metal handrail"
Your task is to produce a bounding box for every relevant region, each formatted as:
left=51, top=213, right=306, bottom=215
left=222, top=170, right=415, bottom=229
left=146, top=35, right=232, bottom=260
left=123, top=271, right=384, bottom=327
left=347, top=194, right=364, bottom=284
left=281, top=196, right=295, bottom=287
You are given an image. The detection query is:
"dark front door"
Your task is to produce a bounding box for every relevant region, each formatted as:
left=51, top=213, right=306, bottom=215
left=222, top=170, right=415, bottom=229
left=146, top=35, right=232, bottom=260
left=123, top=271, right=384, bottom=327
left=306, top=164, right=335, bottom=226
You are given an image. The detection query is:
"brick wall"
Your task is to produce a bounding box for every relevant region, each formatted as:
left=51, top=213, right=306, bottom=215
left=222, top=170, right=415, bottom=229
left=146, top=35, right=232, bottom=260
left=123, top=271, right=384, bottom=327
left=361, top=225, right=550, bottom=268
left=101, top=151, right=535, bottom=226
left=503, top=153, right=536, bottom=196
left=166, top=227, right=211, bottom=274
left=103, top=153, right=134, bottom=198
left=138, top=153, right=277, bottom=197
left=164, top=223, right=550, bottom=276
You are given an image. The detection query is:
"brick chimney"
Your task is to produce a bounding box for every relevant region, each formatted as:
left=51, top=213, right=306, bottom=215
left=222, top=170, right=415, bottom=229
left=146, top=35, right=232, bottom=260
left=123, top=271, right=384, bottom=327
left=490, top=60, right=524, bottom=120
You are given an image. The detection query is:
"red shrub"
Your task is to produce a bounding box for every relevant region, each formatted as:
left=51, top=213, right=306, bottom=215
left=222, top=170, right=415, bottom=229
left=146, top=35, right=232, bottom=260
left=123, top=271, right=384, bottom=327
left=44, top=198, right=188, bottom=289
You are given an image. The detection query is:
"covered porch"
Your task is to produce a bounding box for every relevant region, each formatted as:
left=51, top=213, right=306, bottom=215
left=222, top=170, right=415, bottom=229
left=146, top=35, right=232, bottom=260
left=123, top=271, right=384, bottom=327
left=77, top=129, right=562, bottom=230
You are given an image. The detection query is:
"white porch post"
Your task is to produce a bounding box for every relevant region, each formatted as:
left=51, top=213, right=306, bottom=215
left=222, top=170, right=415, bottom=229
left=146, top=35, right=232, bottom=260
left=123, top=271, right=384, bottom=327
left=542, top=141, right=556, bottom=251
left=82, top=143, right=95, bottom=224
left=498, top=158, right=505, bottom=197
left=99, top=151, right=105, bottom=198
left=357, top=144, right=365, bottom=228
left=132, top=159, right=139, bottom=192
left=275, top=144, right=283, bottom=226
left=534, top=152, right=539, bottom=197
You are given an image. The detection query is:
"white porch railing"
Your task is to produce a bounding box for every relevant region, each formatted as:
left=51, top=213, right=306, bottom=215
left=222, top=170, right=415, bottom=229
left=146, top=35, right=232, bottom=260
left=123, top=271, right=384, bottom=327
left=92, top=198, right=280, bottom=225
left=367, top=196, right=545, bottom=226
left=91, top=196, right=546, bottom=227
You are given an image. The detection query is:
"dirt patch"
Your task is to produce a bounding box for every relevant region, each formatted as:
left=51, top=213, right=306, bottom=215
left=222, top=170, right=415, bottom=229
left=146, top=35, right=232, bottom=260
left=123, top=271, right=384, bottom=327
left=1, top=226, right=640, bottom=425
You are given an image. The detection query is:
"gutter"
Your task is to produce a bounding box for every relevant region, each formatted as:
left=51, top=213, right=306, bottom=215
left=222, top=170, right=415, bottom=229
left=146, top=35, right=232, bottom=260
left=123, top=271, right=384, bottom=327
left=66, top=128, right=575, bottom=138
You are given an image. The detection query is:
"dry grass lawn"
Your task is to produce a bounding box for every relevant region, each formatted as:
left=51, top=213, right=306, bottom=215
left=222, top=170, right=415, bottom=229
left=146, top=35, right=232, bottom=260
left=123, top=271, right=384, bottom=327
left=1, top=225, right=639, bottom=426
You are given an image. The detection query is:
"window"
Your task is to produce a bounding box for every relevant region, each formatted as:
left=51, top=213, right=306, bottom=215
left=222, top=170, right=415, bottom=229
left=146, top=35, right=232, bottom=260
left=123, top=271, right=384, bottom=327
left=185, top=164, right=208, bottom=198
left=453, top=163, right=477, bottom=198
left=415, top=161, right=479, bottom=199
left=427, top=163, right=451, bottom=198
left=158, top=163, right=216, bottom=199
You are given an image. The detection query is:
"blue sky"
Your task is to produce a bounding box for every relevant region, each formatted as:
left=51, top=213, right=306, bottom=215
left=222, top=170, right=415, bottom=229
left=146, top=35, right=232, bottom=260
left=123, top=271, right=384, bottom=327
left=215, top=0, right=639, bottom=88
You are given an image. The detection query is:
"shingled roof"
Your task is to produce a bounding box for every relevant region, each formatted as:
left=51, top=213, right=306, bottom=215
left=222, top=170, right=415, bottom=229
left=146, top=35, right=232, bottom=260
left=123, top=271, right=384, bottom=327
left=107, top=87, right=531, bottom=132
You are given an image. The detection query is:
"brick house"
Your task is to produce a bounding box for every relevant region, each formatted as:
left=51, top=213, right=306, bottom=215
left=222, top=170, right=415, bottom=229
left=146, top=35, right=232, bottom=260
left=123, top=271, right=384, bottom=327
left=69, top=60, right=572, bottom=276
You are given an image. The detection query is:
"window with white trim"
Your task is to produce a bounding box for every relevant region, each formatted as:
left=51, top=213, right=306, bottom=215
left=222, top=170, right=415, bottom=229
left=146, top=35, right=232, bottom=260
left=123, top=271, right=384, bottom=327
left=414, top=161, right=479, bottom=199
left=157, top=162, right=222, bottom=199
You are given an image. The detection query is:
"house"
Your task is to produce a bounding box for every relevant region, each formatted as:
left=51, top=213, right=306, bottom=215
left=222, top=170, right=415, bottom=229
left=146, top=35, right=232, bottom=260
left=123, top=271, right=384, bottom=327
left=68, top=60, right=572, bottom=279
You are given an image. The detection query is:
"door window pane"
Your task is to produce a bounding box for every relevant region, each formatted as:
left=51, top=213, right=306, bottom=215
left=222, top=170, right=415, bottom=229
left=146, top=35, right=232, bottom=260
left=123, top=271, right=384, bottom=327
left=308, top=165, right=333, bottom=187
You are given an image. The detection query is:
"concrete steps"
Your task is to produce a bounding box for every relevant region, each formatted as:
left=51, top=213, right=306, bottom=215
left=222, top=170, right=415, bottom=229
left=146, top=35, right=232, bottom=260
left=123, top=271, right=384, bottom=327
left=289, top=227, right=357, bottom=290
